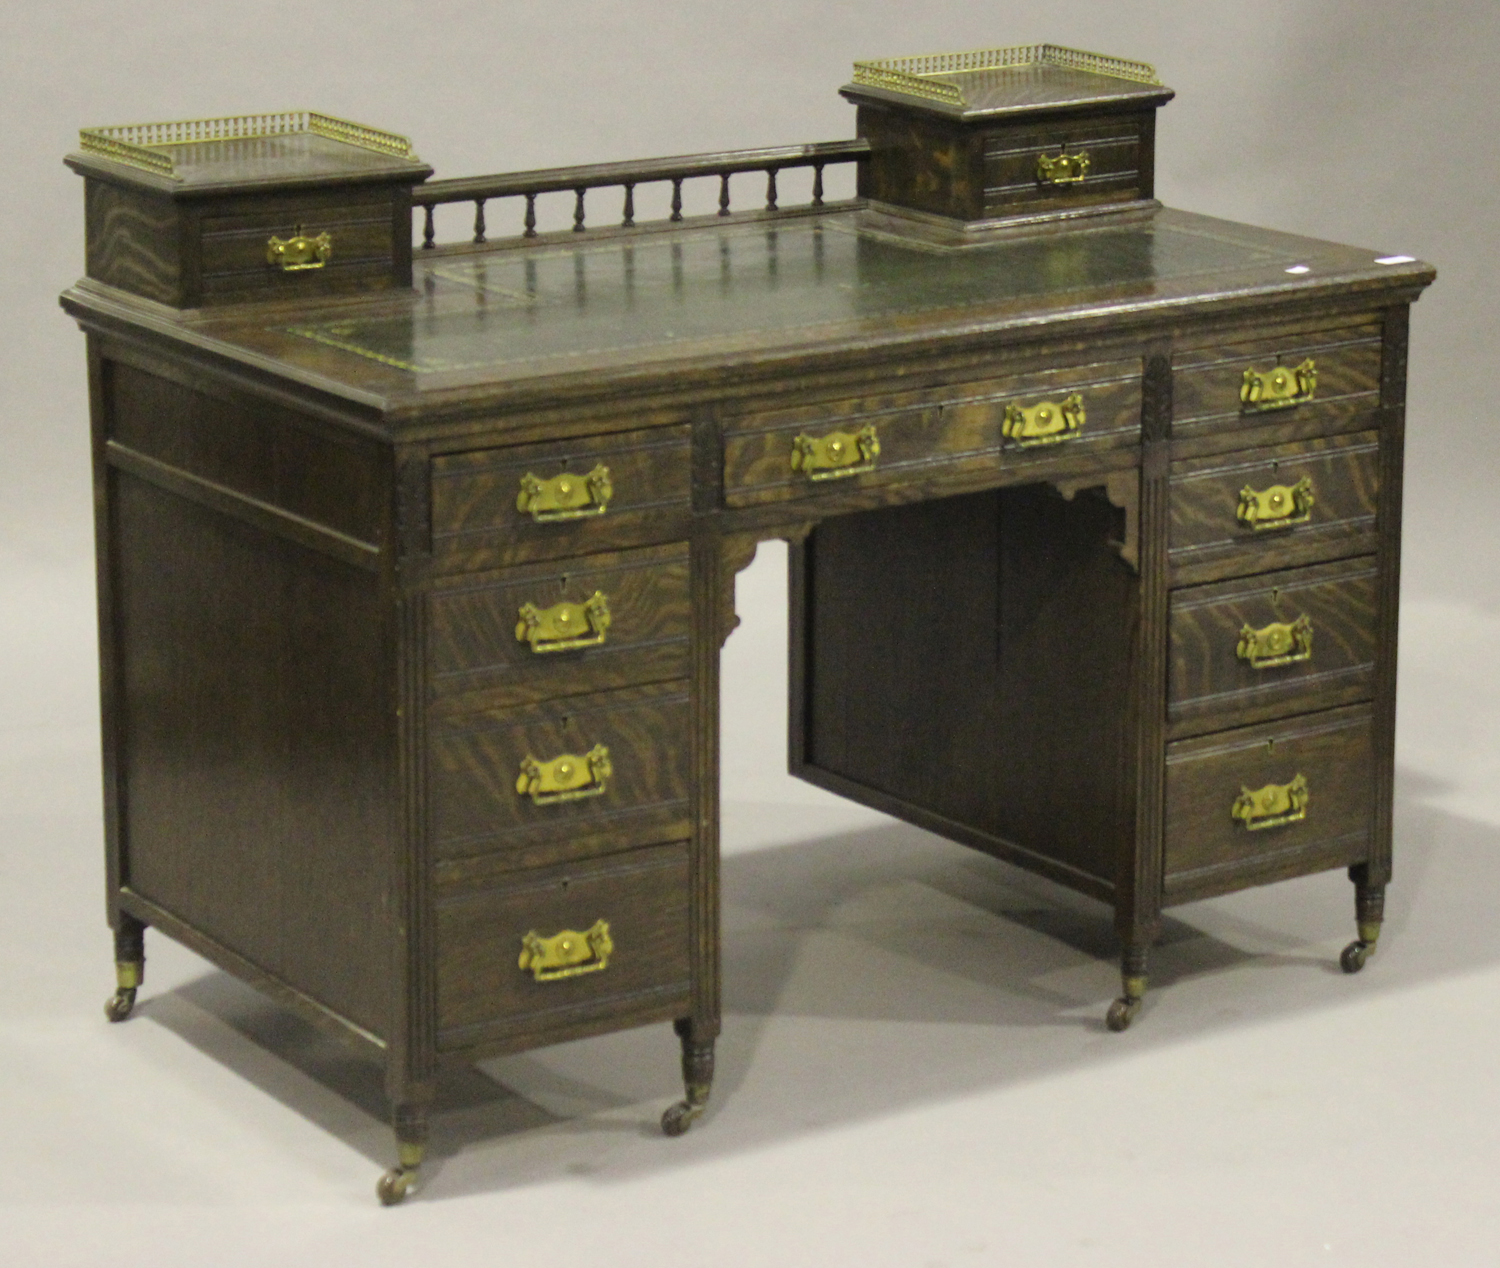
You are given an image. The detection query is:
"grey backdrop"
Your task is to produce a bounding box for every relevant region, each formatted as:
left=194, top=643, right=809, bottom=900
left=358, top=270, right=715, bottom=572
left=3, top=3, right=1498, bottom=1263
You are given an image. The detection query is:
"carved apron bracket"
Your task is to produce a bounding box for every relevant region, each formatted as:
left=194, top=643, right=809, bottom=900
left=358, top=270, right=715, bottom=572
left=1052, top=469, right=1140, bottom=571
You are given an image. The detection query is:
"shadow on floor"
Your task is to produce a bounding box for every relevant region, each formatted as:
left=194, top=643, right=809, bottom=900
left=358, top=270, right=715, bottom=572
left=138, top=764, right=1495, bottom=1199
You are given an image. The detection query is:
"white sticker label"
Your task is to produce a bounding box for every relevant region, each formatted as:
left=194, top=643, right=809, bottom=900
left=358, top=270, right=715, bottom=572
left=1375, top=255, right=1416, bottom=265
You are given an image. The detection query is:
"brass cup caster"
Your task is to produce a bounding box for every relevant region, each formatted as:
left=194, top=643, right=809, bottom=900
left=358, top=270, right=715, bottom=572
left=105, top=962, right=143, bottom=1022
left=1340, top=922, right=1381, bottom=974
left=1106, top=974, right=1147, bottom=1032
left=377, top=1166, right=417, bottom=1205
left=377, top=1140, right=425, bottom=1205
left=660, top=1098, right=705, bottom=1137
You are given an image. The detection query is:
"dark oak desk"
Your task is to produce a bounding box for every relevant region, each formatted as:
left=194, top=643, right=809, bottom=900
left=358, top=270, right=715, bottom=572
left=63, top=55, right=1433, bottom=1203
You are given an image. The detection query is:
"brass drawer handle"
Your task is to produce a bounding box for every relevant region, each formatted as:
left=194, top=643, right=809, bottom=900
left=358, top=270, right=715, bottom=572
left=519, top=919, right=614, bottom=982
left=1036, top=150, right=1091, bottom=185
left=516, top=464, right=613, bottom=521
left=1241, top=358, right=1317, bottom=411
left=516, top=591, right=611, bottom=653
left=266, top=227, right=332, bottom=271
left=516, top=744, right=612, bottom=805
left=1231, top=773, right=1308, bottom=831
left=1237, top=615, right=1313, bottom=669
left=1002, top=393, right=1086, bottom=449
left=1237, top=475, right=1314, bottom=531
left=791, top=425, right=879, bottom=481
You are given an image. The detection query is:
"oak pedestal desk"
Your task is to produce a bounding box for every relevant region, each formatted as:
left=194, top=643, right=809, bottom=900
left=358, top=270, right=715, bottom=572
left=63, top=51, right=1434, bottom=1203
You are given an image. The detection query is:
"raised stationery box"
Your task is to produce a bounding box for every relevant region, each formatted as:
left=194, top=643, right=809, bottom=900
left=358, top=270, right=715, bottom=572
left=841, top=44, right=1173, bottom=234
left=65, top=112, right=432, bottom=307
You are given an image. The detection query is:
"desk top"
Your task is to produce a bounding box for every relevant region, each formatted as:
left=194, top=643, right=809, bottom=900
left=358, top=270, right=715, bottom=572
left=64, top=206, right=1432, bottom=420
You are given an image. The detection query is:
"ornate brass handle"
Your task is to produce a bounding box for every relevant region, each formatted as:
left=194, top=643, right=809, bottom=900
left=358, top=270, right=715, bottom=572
left=1036, top=150, right=1091, bottom=185
left=516, top=744, right=612, bottom=805
left=1237, top=615, right=1313, bottom=669
left=519, top=919, right=614, bottom=982
left=266, top=227, right=332, bottom=272
left=1002, top=393, right=1086, bottom=448
left=1238, top=476, right=1314, bottom=530
left=516, top=464, right=614, bottom=521
left=516, top=591, right=611, bottom=653
left=1241, top=358, right=1317, bottom=411
left=1231, top=773, right=1308, bottom=831
left=790, top=425, right=879, bottom=481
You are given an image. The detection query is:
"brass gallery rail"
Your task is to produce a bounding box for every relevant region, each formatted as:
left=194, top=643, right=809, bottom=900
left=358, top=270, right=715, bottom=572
left=413, top=139, right=871, bottom=247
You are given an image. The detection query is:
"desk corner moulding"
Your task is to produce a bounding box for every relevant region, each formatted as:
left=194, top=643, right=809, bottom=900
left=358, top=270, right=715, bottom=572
left=62, top=45, right=1434, bottom=1203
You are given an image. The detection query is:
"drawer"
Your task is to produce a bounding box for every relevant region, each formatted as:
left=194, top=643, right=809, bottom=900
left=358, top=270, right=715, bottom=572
left=1168, top=430, right=1379, bottom=585
left=1172, top=320, right=1383, bottom=454
left=435, top=842, right=691, bottom=1051
left=431, top=424, right=692, bottom=573
left=1163, top=705, right=1372, bottom=901
left=200, top=201, right=395, bottom=279
left=429, top=682, right=692, bottom=871
left=1168, top=557, right=1378, bottom=737
left=983, top=114, right=1147, bottom=218
left=428, top=543, right=690, bottom=713
left=721, top=359, right=1142, bottom=508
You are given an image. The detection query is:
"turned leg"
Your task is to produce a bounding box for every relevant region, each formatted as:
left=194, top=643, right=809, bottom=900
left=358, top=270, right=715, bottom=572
left=1340, top=864, right=1386, bottom=974
left=105, top=913, right=146, bottom=1023
left=377, top=1100, right=429, bottom=1206
left=1106, top=942, right=1150, bottom=1032
left=661, top=1017, right=715, bottom=1137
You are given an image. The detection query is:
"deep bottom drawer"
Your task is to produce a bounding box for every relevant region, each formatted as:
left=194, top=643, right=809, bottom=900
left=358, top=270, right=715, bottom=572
left=435, top=842, right=691, bottom=1051
left=1163, top=705, right=1373, bottom=900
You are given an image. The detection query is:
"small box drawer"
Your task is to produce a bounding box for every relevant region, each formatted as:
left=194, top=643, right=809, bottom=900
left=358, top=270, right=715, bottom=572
left=199, top=198, right=396, bottom=296
left=435, top=842, right=691, bottom=1051
left=1168, top=430, right=1379, bottom=585
left=721, top=359, right=1141, bottom=508
left=428, top=543, right=691, bottom=713
left=428, top=682, right=692, bottom=870
left=431, top=425, right=692, bottom=573
left=1172, top=320, right=1383, bottom=454
left=1163, top=705, right=1372, bottom=900
left=1168, top=556, right=1378, bottom=736
left=983, top=114, right=1147, bottom=218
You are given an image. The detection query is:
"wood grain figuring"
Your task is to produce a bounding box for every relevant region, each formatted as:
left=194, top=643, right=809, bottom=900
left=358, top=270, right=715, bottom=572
left=85, top=180, right=181, bottom=306
left=1163, top=705, right=1373, bottom=900
left=1168, top=555, right=1378, bottom=736
left=434, top=842, right=690, bottom=1049
left=1168, top=431, right=1380, bottom=585
left=430, top=425, right=693, bottom=572
left=427, top=542, right=691, bottom=712
left=428, top=682, right=692, bottom=865
left=856, top=104, right=982, bottom=221
left=982, top=114, right=1145, bottom=216
left=1172, top=323, right=1382, bottom=447
left=723, top=360, right=1142, bottom=508
left=107, top=360, right=386, bottom=546
left=113, top=473, right=394, bottom=1036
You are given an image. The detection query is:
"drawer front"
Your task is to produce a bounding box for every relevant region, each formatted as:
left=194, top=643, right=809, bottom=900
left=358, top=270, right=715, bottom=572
left=429, top=683, right=691, bottom=870
left=983, top=113, right=1146, bottom=217
left=1168, top=431, right=1379, bottom=585
left=722, top=359, right=1141, bottom=508
left=197, top=191, right=398, bottom=301
left=1168, top=557, right=1378, bottom=736
left=1164, top=705, right=1372, bottom=899
left=435, top=842, right=691, bottom=1050
left=431, top=424, right=692, bottom=573
left=429, top=543, right=690, bottom=714
left=1172, top=320, right=1382, bottom=452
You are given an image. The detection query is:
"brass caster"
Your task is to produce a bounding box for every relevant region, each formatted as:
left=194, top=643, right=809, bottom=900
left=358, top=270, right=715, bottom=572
left=377, top=1166, right=417, bottom=1206
left=661, top=1099, right=704, bottom=1137
left=1106, top=995, right=1140, bottom=1032
left=1340, top=939, right=1372, bottom=974
left=105, top=987, right=137, bottom=1023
